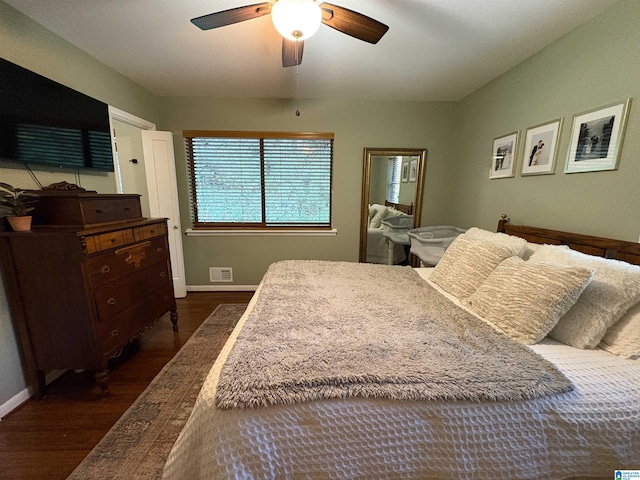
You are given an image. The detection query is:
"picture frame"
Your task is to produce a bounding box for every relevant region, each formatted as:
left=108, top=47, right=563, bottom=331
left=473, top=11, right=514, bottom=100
left=409, top=158, right=418, bottom=182
left=521, top=118, right=563, bottom=176
left=401, top=161, right=409, bottom=182
left=564, top=98, right=632, bottom=174
left=490, top=131, right=519, bottom=179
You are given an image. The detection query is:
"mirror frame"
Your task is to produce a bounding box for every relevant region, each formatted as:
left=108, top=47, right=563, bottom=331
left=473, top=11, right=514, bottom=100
left=359, top=147, right=427, bottom=264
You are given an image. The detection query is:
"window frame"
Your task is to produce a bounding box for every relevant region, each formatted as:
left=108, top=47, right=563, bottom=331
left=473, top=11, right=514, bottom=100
left=184, top=130, right=334, bottom=231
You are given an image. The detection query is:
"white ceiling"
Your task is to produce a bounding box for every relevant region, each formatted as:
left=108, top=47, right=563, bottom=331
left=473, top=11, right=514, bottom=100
left=5, top=0, right=620, bottom=101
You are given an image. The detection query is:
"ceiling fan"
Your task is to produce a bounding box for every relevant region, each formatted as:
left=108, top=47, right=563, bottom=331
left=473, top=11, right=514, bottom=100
left=191, top=0, right=389, bottom=67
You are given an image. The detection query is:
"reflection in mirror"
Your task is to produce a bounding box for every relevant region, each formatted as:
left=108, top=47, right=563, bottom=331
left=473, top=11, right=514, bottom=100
left=360, top=148, right=427, bottom=265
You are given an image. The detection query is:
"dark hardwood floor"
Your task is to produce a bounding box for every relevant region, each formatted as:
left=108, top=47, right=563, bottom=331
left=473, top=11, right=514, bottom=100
left=0, top=291, right=254, bottom=480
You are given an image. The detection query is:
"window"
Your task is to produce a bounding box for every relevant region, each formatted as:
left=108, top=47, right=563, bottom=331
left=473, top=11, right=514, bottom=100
left=386, top=156, right=402, bottom=204
left=184, top=131, right=333, bottom=229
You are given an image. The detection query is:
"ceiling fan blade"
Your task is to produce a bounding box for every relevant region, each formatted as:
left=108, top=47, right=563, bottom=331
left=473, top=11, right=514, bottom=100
left=320, top=3, right=389, bottom=44
left=282, top=38, right=304, bottom=67
left=191, top=2, right=271, bottom=30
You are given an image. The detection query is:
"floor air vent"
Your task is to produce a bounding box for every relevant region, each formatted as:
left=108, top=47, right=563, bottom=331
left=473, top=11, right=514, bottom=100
left=209, top=267, right=233, bottom=283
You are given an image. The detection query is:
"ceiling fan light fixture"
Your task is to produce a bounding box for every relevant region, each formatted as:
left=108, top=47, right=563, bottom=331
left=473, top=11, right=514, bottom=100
left=271, top=0, right=322, bottom=41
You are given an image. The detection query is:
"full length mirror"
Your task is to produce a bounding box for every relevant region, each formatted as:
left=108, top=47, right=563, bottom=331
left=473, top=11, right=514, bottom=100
left=360, top=148, right=427, bottom=265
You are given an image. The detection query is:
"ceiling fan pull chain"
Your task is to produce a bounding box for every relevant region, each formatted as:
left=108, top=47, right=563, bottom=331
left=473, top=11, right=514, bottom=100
left=295, top=39, right=301, bottom=116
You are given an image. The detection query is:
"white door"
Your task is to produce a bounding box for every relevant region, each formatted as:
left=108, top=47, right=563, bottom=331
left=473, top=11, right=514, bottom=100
left=141, top=131, right=187, bottom=298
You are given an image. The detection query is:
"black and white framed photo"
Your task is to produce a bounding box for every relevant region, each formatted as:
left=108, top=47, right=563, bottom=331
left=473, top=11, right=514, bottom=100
left=521, top=118, right=563, bottom=176
left=490, top=131, right=518, bottom=179
left=401, top=161, right=410, bottom=182
left=565, top=98, right=632, bottom=174
left=409, top=158, right=418, bottom=182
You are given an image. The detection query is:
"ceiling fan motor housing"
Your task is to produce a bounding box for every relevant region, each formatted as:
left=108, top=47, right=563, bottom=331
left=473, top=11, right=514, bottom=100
left=271, top=0, right=322, bottom=40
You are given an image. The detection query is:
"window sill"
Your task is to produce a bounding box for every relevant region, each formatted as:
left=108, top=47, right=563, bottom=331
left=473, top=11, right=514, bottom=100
left=185, top=228, right=338, bottom=237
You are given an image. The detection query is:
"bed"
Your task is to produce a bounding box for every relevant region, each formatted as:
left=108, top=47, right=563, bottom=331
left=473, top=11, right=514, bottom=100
left=162, top=216, right=640, bottom=479
left=366, top=202, right=413, bottom=264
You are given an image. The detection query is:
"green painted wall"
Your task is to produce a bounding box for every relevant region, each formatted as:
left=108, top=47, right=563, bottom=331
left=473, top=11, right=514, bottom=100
left=158, top=97, right=457, bottom=286
left=0, top=1, right=158, bottom=406
left=449, top=0, right=640, bottom=240
left=1, top=0, right=639, bottom=408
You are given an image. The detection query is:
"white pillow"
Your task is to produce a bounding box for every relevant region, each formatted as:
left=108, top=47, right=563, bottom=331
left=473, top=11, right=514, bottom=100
left=529, top=245, right=640, bottom=349
left=522, top=242, right=569, bottom=260
left=368, top=205, right=387, bottom=229
left=464, top=256, right=594, bottom=345
left=463, top=227, right=528, bottom=257
left=428, top=236, right=520, bottom=299
left=599, top=302, right=640, bottom=359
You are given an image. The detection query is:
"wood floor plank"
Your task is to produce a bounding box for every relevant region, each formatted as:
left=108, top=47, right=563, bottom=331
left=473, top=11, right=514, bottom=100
left=0, top=291, right=254, bottom=480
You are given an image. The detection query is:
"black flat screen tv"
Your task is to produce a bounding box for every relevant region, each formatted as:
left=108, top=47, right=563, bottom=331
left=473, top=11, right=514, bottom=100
left=0, top=57, right=114, bottom=172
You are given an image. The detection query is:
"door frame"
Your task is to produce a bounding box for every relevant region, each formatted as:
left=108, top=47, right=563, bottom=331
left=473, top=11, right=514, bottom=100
left=108, top=106, right=157, bottom=193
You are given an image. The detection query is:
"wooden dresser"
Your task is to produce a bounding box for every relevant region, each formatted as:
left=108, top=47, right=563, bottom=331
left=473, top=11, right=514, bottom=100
left=0, top=193, right=178, bottom=398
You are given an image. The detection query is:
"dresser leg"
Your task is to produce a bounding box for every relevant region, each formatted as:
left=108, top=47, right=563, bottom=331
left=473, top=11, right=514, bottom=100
left=33, top=370, right=46, bottom=400
left=95, top=369, right=110, bottom=397
left=170, top=309, right=179, bottom=331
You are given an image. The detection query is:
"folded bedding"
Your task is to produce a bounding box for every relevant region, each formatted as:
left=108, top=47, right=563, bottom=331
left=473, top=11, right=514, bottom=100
left=215, top=260, right=572, bottom=410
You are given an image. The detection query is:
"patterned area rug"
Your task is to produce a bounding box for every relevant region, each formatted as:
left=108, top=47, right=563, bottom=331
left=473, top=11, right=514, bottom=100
left=67, top=303, right=247, bottom=480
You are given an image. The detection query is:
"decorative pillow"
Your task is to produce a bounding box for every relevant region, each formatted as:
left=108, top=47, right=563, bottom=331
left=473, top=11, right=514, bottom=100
left=464, top=257, right=594, bottom=345
left=428, top=236, right=520, bottom=299
left=368, top=205, right=387, bottom=229
left=522, top=242, right=570, bottom=260
left=463, top=227, right=528, bottom=257
left=530, top=245, right=640, bottom=349
left=599, top=302, right=640, bottom=360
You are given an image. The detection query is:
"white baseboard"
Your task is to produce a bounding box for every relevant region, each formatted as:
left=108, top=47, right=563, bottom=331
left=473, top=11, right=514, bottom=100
left=0, top=369, right=66, bottom=421
left=187, top=284, right=258, bottom=292
left=0, top=388, right=29, bottom=420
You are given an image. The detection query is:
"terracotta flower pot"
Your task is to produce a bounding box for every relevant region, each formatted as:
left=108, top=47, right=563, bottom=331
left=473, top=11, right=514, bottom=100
left=7, top=216, right=33, bottom=232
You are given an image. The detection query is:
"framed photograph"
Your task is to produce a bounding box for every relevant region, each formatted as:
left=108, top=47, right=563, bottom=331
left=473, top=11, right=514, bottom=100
left=565, top=98, right=632, bottom=174
left=521, top=118, right=563, bottom=176
left=490, top=131, right=519, bottom=179
left=401, top=161, right=409, bottom=182
left=409, top=158, right=418, bottom=182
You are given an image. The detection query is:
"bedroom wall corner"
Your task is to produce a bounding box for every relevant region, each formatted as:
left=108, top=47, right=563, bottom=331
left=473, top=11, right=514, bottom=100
left=449, top=0, right=640, bottom=241
left=0, top=1, right=162, bottom=410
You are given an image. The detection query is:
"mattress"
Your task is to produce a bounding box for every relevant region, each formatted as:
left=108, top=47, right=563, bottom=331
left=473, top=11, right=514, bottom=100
left=162, top=268, right=640, bottom=480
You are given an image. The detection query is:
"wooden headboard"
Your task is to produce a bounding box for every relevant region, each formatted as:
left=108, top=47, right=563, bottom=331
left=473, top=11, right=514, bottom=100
left=497, top=214, right=640, bottom=266
left=385, top=200, right=413, bottom=215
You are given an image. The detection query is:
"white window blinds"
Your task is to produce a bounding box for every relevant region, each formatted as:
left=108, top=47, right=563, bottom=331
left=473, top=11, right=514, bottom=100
left=386, top=156, right=402, bottom=204
left=184, top=131, right=333, bottom=228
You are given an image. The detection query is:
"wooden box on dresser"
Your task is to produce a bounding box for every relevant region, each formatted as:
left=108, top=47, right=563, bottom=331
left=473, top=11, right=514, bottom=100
left=0, top=193, right=178, bottom=398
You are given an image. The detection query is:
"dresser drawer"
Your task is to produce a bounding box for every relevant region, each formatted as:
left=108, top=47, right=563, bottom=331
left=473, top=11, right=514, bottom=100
left=96, top=284, right=175, bottom=356
left=134, top=222, right=167, bottom=241
left=84, top=228, right=136, bottom=254
left=33, top=193, right=143, bottom=227
left=94, top=262, right=172, bottom=321
left=80, top=196, right=142, bottom=225
left=87, top=236, right=169, bottom=289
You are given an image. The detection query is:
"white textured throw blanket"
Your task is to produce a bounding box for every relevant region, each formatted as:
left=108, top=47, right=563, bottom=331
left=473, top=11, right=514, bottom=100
left=215, top=261, right=572, bottom=409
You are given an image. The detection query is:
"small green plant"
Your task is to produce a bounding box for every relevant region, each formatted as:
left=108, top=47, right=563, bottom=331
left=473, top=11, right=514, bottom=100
left=0, top=182, right=39, bottom=217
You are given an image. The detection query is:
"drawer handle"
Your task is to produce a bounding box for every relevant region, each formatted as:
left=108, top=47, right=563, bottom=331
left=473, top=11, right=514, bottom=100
left=101, top=265, right=111, bottom=274
left=96, top=209, right=103, bottom=214
left=110, top=237, right=117, bottom=243
left=160, top=272, right=166, bottom=278
left=115, top=241, right=151, bottom=268
left=111, top=329, right=119, bottom=337
left=163, top=295, right=170, bottom=301
left=107, top=298, right=116, bottom=305
left=156, top=247, right=163, bottom=253
left=149, top=229, right=156, bottom=234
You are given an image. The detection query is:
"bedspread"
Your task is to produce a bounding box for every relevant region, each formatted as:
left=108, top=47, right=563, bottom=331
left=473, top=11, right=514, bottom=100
left=163, top=267, right=640, bottom=480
